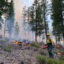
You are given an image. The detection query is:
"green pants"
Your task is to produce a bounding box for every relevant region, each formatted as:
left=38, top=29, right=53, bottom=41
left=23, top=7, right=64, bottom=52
left=48, top=43, right=54, bottom=58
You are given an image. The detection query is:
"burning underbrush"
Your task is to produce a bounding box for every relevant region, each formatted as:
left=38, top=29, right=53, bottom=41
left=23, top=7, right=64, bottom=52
left=12, top=40, right=30, bottom=46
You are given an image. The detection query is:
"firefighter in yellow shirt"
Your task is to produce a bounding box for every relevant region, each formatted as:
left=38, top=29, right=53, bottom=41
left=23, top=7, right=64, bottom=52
left=46, top=33, right=54, bottom=58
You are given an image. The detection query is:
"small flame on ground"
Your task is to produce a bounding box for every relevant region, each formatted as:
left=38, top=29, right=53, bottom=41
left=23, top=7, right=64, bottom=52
left=12, top=40, right=30, bottom=46
left=12, top=40, right=18, bottom=45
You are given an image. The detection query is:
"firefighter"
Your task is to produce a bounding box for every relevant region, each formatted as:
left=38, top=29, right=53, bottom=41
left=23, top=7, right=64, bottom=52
left=46, top=33, right=54, bottom=58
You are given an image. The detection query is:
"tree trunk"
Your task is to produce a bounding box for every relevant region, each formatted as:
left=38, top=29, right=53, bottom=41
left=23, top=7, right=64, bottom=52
left=63, top=33, right=64, bottom=40
left=35, top=32, right=37, bottom=42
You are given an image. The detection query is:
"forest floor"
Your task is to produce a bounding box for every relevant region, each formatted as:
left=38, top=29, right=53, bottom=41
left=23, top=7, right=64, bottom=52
left=0, top=40, right=64, bottom=64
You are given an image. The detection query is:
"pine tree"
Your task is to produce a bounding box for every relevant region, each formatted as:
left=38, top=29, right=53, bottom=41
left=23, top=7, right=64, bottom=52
left=52, top=0, right=64, bottom=39
left=29, top=0, right=44, bottom=42
left=0, top=0, right=10, bottom=18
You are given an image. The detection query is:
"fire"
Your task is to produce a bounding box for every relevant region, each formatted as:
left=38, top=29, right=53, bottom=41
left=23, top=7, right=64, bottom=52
left=12, top=40, right=30, bottom=46
left=12, top=40, right=19, bottom=45
left=14, top=41, right=19, bottom=45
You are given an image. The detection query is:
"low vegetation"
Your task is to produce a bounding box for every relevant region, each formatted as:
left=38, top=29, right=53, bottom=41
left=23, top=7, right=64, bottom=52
left=36, top=55, right=46, bottom=64
left=36, top=55, right=64, bottom=64
left=59, top=55, right=64, bottom=61
left=46, top=58, right=58, bottom=64
left=30, top=43, right=40, bottom=48
left=3, top=46, right=12, bottom=52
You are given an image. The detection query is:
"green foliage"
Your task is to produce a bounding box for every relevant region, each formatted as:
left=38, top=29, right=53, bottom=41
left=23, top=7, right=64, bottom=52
left=59, top=55, right=64, bottom=61
left=36, top=55, right=46, bottom=64
left=0, top=0, right=8, bottom=17
left=46, top=58, right=58, bottom=64
left=0, top=0, right=14, bottom=17
left=4, top=46, right=12, bottom=52
left=47, top=58, right=64, bottom=64
left=52, top=0, right=64, bottom=36
left=0, top=0, right=14, bottom=30
left=30, top=43, right=40, bottom=48
left=8, top=0, right=14, bottom=16
left=36, top=55, right=64, bottom=64
left=29, top=0, right=44, bottom=37
left=58, top=60, right=64, bottom=64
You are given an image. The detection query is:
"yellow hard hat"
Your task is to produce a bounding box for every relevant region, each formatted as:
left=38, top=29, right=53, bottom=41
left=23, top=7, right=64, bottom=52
left=46, top=33, right=50, bottom=36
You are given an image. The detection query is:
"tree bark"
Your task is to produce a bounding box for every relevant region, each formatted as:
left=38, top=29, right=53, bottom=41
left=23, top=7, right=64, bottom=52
left=63, top=33, right=64, bottom=40
left=35, top=32, right=37, bottom=42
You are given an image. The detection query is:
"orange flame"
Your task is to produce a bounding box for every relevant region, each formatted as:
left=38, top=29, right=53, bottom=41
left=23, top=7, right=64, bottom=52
left=12, top=40, right=19, bottom=45
left=14, top=41, right=18, bottom=45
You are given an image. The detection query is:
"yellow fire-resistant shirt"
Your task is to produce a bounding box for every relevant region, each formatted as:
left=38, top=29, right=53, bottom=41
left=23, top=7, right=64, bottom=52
left=46, top=38, right=53, bottom=44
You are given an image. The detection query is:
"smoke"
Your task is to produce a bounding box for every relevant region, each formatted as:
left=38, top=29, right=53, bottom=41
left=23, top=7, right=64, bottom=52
left=6, top=14, right=14, bottom=39
left=0, top=0, right=43, bottom=42
left=14, top=0, right=24, bottom=21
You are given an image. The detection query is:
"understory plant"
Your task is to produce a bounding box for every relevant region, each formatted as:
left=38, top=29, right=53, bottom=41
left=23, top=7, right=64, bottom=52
left=36, top=55, right=64, bottom=64
left=4, top=46, right=12, bottom=52
left=36, top=55, right=46, bottom=64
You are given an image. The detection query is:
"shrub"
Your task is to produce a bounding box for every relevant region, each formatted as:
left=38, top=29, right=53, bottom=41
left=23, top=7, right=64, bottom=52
left=58, top=60, right=64, bottom=64
left=4, top=46, right=12, bottom=52
left=30, top=43, right=40, bottom=48
left=46, top=58, right=58, bottom=64
left=46, top=58, right=64, bottom=64
left=59, top=55, right=64, bottom=61
left=36, top=55, right=46, bottom=64
left=36, top=55, right=64, bottom=64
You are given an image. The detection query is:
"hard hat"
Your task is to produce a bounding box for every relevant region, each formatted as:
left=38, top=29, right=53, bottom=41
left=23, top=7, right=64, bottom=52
left=46, top=33, right=50, bottom=36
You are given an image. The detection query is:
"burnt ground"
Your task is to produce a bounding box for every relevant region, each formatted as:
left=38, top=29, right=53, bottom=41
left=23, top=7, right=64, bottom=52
left=0, top=40, right=41, bottom=64
left=0, top=40, right=64, bottom=64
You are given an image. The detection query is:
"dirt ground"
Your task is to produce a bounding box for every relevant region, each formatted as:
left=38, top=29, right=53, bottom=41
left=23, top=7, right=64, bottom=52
left=0, top=41, right=38, bottom=64
left=0, top=40, right=64, bottom=64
